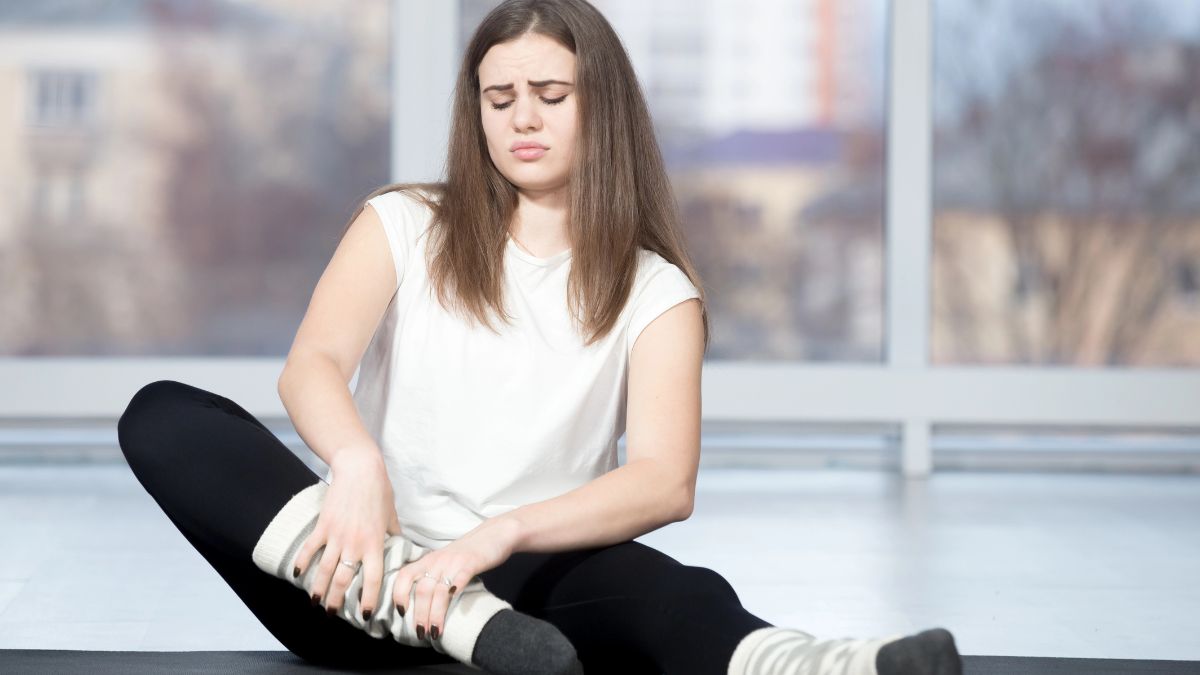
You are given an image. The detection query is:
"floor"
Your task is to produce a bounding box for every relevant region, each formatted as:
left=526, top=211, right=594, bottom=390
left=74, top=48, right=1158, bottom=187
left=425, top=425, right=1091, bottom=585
left=0, top=462, right=1196, bottom=663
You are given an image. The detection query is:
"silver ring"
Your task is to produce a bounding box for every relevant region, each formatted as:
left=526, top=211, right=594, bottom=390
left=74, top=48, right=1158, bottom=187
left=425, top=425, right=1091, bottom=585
left=421, top=571, right=454, bottom=587
left=339, top=558, right=360, bottom=570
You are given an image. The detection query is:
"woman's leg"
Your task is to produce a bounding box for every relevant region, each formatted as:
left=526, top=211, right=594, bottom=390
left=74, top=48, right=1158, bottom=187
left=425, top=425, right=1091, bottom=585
left=480, top=541, right=961, bottom=675
left=116, top=379, right=459, bottom=669
left=480, top=539, right=774, bottom=675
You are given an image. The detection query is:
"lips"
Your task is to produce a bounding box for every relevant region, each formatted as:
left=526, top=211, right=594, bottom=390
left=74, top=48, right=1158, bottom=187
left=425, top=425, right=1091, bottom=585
left=512, top=146, right=547, bottom=160
left=510, top=141, right=548, bottom=151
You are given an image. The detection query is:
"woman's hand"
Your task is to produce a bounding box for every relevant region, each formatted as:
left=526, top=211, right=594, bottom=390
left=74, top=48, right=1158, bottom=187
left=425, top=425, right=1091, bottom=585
left=292, top=447, right=403, bottom=620
left=393, top=515, right=521, bottom=642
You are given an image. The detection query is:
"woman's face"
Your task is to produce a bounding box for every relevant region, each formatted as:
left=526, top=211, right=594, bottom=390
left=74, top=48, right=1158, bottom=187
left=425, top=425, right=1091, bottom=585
left=478, top=33, right=578, bottom=195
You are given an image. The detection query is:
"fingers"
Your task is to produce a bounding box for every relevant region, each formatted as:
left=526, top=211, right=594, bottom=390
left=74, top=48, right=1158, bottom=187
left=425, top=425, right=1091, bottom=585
left=392, top=568, right=414, bottom=630
left=292, top=528, right=327, bottom=606
left=288, top=498, right=393, bottom=619
left=393, top=566, right=426, bottom=638
left=425, top=569, right=468, bottom=641
left=394, top=565, right=464, bottom=642
left=293, top=521, right=391, bottom=620
left=296, top=526, right=351, bottom=613
left=321, top=543, right=360, bottom=615
left=307, top=537, right=337, bottom=607
left=359, top=542, right=384, bottom=620
left=412, top=573, right=438, bottom=640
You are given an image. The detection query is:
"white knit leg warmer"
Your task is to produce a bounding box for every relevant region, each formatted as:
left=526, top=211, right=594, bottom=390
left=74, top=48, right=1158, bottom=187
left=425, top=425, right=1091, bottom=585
left=728, top=626, right=908, bottom=675
left=251, top=482, right=513, bottom=667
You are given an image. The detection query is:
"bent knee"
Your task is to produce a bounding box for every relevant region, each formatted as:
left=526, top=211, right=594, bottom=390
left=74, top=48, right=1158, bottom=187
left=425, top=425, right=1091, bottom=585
left=117, top=379, right=197, bottom=461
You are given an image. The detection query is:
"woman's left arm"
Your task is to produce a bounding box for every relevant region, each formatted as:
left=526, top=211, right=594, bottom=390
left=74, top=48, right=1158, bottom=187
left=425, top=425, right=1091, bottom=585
left=499, top=297, right=705, bottom=554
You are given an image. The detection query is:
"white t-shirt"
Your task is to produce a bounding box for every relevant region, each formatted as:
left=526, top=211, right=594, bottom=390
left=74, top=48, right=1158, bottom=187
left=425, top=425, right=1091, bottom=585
left=347, top=188, right=700, bottom=550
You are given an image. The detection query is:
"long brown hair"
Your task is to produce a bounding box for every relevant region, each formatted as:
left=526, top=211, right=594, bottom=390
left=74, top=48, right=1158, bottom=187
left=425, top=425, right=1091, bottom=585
left=339, top=0, right=708, bottom=352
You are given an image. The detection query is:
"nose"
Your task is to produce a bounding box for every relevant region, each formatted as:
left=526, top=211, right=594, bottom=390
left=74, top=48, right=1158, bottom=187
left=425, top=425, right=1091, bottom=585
left=510, top=95, right=542, bottom=132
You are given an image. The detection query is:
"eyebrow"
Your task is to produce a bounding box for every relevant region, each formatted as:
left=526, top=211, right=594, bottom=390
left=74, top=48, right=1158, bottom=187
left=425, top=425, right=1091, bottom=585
left=481, top=79, right=574, bottom=94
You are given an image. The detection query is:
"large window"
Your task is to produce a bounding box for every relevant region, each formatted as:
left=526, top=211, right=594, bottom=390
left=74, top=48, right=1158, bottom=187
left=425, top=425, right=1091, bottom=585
left=933, top=0, right=1200, bottom=366
left=0, top=1, right=392, bottom=355
left=0, top=1, right=1194, bottom=468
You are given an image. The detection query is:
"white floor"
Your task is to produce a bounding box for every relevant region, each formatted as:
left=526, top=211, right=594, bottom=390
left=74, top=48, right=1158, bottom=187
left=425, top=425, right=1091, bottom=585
left=0, top=462, right=1196, bottom=662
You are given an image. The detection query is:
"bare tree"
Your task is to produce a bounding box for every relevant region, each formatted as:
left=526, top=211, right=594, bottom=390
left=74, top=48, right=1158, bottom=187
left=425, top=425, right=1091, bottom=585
left=936, top=1, right=1200, bottom=365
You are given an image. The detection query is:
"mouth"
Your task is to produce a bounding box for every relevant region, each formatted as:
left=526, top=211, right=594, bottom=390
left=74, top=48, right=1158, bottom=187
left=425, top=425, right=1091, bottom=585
left=512, top=146, right=548, bottom=160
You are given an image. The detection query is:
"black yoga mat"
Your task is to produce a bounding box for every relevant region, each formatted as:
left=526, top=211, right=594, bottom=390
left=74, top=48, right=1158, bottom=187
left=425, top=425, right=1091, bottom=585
left=0, top=650, right=1198, bottom=674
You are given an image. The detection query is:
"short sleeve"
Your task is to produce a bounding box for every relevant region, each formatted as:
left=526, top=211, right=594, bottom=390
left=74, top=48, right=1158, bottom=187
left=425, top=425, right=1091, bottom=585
left=364, top=190, right=432, bottom=293
left=625, top=261, right=701, bottom=357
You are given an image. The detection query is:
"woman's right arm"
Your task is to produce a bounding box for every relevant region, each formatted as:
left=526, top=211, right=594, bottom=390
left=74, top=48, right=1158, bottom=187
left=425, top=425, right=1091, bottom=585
left=275, top=200, right=403, bottom=620
left=278, top=351, right=380, bottom=470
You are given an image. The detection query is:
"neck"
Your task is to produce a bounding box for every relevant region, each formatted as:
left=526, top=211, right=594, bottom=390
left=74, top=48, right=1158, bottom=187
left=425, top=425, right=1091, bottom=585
left=511, top=186, right=571, bottom=252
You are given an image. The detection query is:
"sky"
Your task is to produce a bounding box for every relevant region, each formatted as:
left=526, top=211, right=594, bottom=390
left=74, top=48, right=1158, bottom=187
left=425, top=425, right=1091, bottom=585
left=933, top=0, right=1200, bottom=124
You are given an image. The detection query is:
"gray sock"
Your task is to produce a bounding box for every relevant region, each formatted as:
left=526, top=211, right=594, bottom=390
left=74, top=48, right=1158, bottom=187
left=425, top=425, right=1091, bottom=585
left=471, top=608, right=583, bottom=675
left=875, top=627, right=962, bottom=675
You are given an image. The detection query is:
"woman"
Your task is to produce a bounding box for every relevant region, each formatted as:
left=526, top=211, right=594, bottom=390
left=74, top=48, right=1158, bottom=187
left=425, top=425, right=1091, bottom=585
left=117, top=1, right=963, bottom=673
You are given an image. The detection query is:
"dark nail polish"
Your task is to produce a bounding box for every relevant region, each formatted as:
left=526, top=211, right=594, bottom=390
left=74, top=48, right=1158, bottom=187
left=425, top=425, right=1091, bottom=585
left=431, top=625, right=440, bottom=639
left=364, top=609, right=373, bottom=621
left=417, top=624, right=425, bottom=640
left=293, top=566, right=300, bottom=577
left=396, top=604, right=405, bottom=617
left=449, top=585, right=456, bottom=594
left=326, top=606, right=335, bottom=616
left=311, top=594, right=320, bottom=606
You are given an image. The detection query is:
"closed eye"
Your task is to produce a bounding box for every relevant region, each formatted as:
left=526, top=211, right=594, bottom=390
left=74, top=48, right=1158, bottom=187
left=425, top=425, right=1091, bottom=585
left=490, top=95, right=568, bottom=111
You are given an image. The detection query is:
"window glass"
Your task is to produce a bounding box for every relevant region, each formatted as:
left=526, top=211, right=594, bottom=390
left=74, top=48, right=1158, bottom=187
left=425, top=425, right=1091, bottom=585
left=0, top=2, right=392, bottom=355
left=933, top=1, right=1200, bottom=366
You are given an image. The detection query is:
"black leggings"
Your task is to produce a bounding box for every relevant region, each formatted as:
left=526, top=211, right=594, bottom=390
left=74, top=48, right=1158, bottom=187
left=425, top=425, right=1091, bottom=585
left=116, top=379, right=774, bottom=673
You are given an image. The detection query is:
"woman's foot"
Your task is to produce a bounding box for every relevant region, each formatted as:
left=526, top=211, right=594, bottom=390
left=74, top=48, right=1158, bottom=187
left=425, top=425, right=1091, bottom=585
left=728, top=625, right=962, bottom=675
left=876, top=627, right=963, bottom=675
left=471, top=609, right=583, bottom=675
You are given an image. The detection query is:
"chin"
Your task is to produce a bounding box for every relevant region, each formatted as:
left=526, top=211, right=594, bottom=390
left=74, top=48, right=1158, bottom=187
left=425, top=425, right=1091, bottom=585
left=516, top=178, right=568, bottom=193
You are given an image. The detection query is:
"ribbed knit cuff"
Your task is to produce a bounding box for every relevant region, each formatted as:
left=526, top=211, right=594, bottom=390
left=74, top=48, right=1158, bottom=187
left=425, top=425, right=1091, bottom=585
left=251, top=482, right=327, bottom=578
left=728, top=627, right=907, bottom=675
left=249, top=479, right=513, bottom=668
